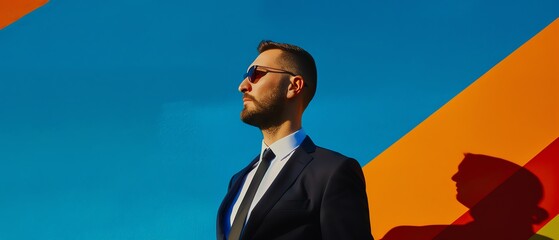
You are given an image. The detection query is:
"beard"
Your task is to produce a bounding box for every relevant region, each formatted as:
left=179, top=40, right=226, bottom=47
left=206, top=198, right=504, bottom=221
left=241, top=85, right=286, bottom=129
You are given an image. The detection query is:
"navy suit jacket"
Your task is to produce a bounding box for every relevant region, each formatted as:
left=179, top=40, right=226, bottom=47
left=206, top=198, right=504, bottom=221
left=217, top=137, right=373, bottom=240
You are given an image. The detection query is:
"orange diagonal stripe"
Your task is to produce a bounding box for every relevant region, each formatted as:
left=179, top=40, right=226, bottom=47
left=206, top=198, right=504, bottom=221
left=364, top=17, right=559, bottom=238
left=0, top=0, right=48, bottom=30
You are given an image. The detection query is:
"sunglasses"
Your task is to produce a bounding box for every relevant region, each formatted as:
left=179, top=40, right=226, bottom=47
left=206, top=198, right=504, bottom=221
left=243, top=65, right=297, bottom=83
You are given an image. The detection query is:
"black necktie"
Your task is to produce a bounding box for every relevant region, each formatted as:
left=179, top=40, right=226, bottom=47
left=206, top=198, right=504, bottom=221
left=228, top=148, right=275, bottom=240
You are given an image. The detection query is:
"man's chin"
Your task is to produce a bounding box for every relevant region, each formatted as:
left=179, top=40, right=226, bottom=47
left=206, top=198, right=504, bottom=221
left=241, top=102, right=255, bottom=113
left=240, top=110, right=257, bottom=126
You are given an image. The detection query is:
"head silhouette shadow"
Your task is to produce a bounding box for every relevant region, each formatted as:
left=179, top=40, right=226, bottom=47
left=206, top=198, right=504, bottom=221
left=382, top=153, right=550, bottom=240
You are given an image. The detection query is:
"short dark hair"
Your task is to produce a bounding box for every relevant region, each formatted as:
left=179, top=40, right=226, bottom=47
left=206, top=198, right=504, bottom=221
left=257, top=40, right=317, bottom=108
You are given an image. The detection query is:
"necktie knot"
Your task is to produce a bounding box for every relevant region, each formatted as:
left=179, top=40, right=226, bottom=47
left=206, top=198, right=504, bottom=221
left=261, top=148, right=275, bottom=164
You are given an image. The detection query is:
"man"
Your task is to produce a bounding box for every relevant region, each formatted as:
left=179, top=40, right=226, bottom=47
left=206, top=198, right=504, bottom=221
left=217, top=40, right=373, bottom=240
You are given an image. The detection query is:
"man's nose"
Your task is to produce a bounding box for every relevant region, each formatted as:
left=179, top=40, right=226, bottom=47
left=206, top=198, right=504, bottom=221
left=239, top=78, right=251, bottom=93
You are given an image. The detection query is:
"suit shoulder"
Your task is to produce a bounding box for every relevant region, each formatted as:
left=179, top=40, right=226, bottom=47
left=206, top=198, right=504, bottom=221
left=312, top=146, right=361, bottom=168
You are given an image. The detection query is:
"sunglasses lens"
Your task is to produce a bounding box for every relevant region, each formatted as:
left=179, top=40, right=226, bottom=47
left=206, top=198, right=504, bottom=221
left=243, top=66, right=255, bottom=82
left=252, top=69, right=266, bottom=82
left=244, top=65, right=267, bottom=83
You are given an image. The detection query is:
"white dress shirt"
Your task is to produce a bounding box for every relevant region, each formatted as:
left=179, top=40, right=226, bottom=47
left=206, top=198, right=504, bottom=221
left=229, top=129, right=307, bottom=225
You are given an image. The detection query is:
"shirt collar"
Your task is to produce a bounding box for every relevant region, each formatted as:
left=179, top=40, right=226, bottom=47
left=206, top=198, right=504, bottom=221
left=260, top=128, right=307, bottom=162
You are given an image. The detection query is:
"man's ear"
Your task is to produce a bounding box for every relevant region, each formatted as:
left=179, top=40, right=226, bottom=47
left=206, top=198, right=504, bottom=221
left=286, top=76, right=304, bottom=99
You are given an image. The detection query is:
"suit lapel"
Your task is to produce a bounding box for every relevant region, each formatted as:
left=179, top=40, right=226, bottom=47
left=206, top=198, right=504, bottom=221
left=216, top=155, right=260, bottom=239
left=242, top=137, right=317, bottom=239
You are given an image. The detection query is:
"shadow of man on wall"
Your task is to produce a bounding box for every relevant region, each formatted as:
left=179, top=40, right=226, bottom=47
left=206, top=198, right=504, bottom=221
left=382, top=153, right=551, bottom=240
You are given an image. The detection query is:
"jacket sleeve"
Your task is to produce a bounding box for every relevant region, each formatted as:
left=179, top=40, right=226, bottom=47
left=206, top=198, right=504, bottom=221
left=320, top=158, right=374, bottom=240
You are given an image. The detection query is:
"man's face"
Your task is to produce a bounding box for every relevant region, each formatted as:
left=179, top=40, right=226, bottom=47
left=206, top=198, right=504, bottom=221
left=239, top=49, right=290, bottom=129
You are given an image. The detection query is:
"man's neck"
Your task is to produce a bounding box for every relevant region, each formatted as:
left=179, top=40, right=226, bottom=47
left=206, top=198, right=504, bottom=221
left=261, top=120, right=301, bottom=146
